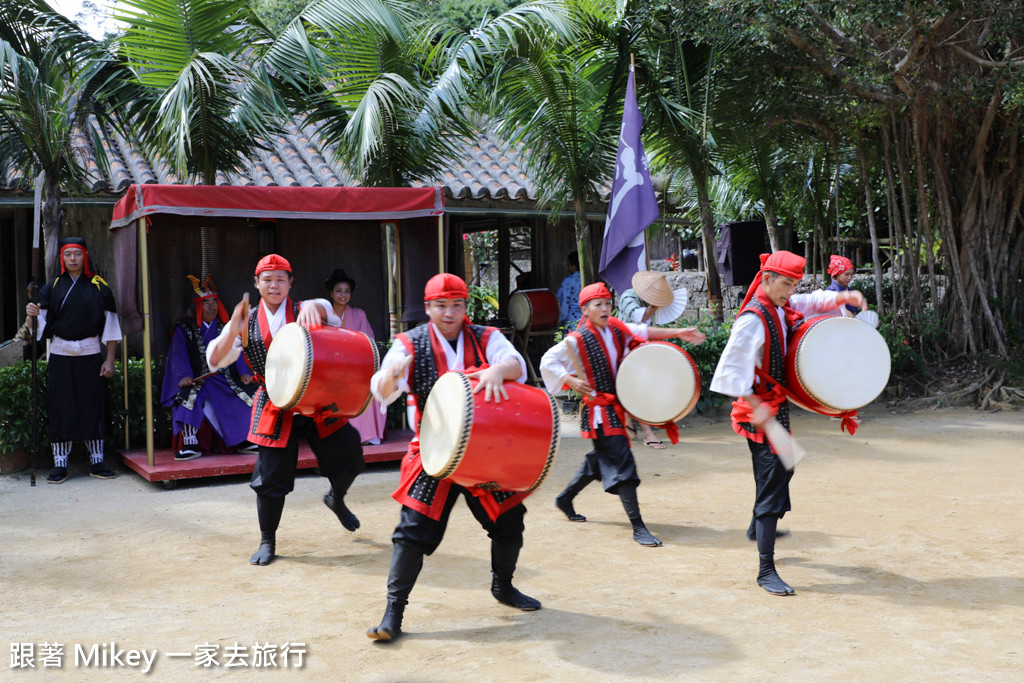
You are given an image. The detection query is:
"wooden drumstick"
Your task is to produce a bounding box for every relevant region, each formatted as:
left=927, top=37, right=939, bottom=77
left=564, top=339, right=588, bottom=390
left=240, top=292, right=250, bottom=348
left=764, top=418, right=806, bottom=471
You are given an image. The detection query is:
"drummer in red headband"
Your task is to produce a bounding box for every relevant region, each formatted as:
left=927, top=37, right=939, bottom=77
left=710, top=250, right=865, bottom=596
left=826, top=255, right=862, bottom=317
left=539, top=281, right=706, bottom=547
left=366, top=273, right=535, bottom=642
left=207, top=253, right=366, bottom=566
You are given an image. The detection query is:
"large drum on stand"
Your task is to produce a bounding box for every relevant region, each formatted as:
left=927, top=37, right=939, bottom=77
left=616, top=341, right=701, bottom=425
left=420, top=372, right=560, bottom=492
left=785, top=315, right=890, bottom=416
left=265, top=322, right=379, bottom=417
left=509, top=289, right=559, bottom=332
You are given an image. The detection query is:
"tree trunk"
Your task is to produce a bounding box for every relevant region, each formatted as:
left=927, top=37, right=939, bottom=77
left=575, top=197, right=595, bottom=288
left=695, top=175, right=723, bottom=321
left=857, top=140, right=885, bottom=316
left=42, top=178, right=63, bottom=281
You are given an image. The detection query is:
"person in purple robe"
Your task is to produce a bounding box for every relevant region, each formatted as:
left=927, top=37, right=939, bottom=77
left=325, top=269, right=386, bottom=445
left=161, top=275, right=256, bottom=460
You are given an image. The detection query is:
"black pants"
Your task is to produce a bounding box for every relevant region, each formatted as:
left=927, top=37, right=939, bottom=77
left=392, top=484, right=526, bottom=556
left=250, top=418, right=363, bottom=498
left=47, top=353, right=107, bottom=442
left=579, top=426, right=640, bottom=494
left=748, top=438, right=794, bottom=519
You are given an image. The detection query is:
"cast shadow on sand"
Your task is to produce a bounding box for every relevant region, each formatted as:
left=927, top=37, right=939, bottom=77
left=375, top=607, right=740, bottom=676
left=781, top=557, right=1024, bottom=608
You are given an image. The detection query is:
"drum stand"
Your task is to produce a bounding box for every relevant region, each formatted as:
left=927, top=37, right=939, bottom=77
left=512, top=325, right=556, bottom=386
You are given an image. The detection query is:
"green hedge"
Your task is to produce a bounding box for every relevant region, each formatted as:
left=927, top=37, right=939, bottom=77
left=0, top=358, right=171, bottom=455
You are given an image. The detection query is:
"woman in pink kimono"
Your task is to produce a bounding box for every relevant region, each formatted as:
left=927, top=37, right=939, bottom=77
left=326, top=269, right=386, bottom=444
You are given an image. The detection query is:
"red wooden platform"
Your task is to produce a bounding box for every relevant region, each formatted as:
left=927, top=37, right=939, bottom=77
left=119, top=430, right=411, bottom=487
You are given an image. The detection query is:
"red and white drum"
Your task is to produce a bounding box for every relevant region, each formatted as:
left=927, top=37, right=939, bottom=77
left=509, top=289, right=559, bottom=332
left=785, top=315, right=890, bottom=416
left=616, top=341, right=701, bottom=425
left=264, top=322, right=379, bottom=417
left=420, top=373, right=560, bottom=492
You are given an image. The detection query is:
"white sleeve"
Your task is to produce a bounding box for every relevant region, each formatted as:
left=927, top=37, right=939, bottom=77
left=624, top=322, right=650, bottom=343
left=34, top=310, right=47, bottom=340
left=301, top=298, right=341, bottom=327
left=790, top=290, right=841, bottom=317
left=370, top=342, right=411, bottom=410
left=709, top=313, right=764, bottom=397
left=101, top=311, right=122, bottom=344
left=540, top=338, right=577, bottom=395
left=206, top=324, right=244, bottom=370
left=484, top=332, right=528, bottom=384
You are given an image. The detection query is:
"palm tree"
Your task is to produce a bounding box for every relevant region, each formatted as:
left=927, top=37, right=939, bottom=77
left=0, top=0, right=129, bottom=277
left=114, top=0, right=278, bottom=185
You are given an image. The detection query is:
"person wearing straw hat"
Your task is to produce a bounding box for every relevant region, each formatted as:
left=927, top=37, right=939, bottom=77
left=617, top=270, right=690, bottom=448
left=709, top=251, right=865, bottom=596
left=540, top=282, right=706, bottom=547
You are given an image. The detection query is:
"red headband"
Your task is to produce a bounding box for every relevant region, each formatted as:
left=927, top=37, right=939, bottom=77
left=255, top=253, right=292, bottom=276
left=579, top=282, right=613, bottom=308
left=60, top=243, right=94, bottom=277
left=424, top=273, right=468, bottom=301
left=739, top=251, right=806, bottom=310
left=828, top=255, right=854, bottom=277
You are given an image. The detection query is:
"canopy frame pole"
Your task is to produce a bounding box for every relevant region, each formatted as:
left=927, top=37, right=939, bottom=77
left=122, top=334, right=129, bottom=450
left=139, top=217, right=155, bottom=466
left=437, top=214, right=445, bottom=273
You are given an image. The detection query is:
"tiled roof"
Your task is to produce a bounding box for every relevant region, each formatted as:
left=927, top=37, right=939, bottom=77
left=2, top=117, right=539, bottom=203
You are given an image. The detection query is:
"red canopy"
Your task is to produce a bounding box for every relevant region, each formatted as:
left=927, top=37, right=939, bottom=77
left=110, top=184, right=444, bottom=229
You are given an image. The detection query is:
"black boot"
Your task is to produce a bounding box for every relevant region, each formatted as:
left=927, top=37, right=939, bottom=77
left=367, top=542, right=424, bottom=641
left=490, top=541, right=541, bottom=610
left=324, top=473, right=360, bottom=531
left=250, top=495, right=284, bottom=566
left=747, top=513, right=789, bottom=541
left=755, top=515, right=794, bottom=595
left=619, top=485, right=661, bottom=547
left=555, top=468, right=593, bottom=522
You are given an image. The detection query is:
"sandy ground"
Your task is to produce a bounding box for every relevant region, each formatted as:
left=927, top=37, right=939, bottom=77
left=2, top=403, right=1023, bottom=682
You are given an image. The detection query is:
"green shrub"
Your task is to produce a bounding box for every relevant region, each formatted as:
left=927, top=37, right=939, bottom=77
left=654, top=315, right=733, bottom=414
left=0, top=358, right=170, bottom=455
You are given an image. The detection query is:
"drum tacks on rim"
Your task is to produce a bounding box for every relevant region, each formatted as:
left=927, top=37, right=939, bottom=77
left=264, top=323, right=379, bottom=417
left=420, top=373, right=560, bottom=492
left=616, top=342, right=701, bottom=425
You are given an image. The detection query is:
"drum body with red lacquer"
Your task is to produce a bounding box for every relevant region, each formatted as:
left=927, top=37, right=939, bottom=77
left=264, top=323, right=379, bottom=417
left=616, top=341, right=701, bottom=425
left=785, top=315, right=890, bottom=416
left=509, top=289, right=559, bottom=332
left=420, top=373, right=560, bottom=492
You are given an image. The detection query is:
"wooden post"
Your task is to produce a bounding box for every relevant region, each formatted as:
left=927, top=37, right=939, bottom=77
left=498, top=219, right=510, bottom=318
left=139, top=217, right=155, bottom=466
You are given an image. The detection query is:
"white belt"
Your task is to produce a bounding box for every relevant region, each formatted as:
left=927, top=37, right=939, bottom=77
left=50, top=336, right=102, bottom=357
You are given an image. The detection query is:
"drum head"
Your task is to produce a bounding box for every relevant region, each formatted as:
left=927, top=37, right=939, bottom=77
left=794, top=317, right=891, bottom=410
left=264, top=323, right=312, bottom=409
left=420, top=373, right=473, bottom=478
left=508, top=292, right=532, bottom=332
left=617, top=343, right=698, bottom=424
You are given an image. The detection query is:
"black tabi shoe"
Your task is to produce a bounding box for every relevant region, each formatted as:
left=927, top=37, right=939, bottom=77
left=47, top=467, right=69, bottom=484
left=90, top=462, right=117, bottom=479
left=175, top=447, right=201, bottom=461
left=491, top=577, right=542, bottom=611
left=367, top=602, right=405, bottom=641
left=324, top=489, right=360, bottom=531
left=555, top=493, right=586, bottom=522
left=632, top=525, right=663, bottom=547
left=250, top=534, right=276, bottom=566
left=757, top=553, right=795, bottom=596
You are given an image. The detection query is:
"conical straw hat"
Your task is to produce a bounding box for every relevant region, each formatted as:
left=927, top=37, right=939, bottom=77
left=631, top=271, right=674, bottom=307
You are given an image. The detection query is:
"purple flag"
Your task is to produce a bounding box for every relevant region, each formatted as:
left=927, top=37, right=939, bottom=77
left=599, top=64, right=659, bottom=295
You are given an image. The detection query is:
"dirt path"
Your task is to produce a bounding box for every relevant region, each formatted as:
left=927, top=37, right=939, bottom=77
left=2, top=404, right=1022, bottom=681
